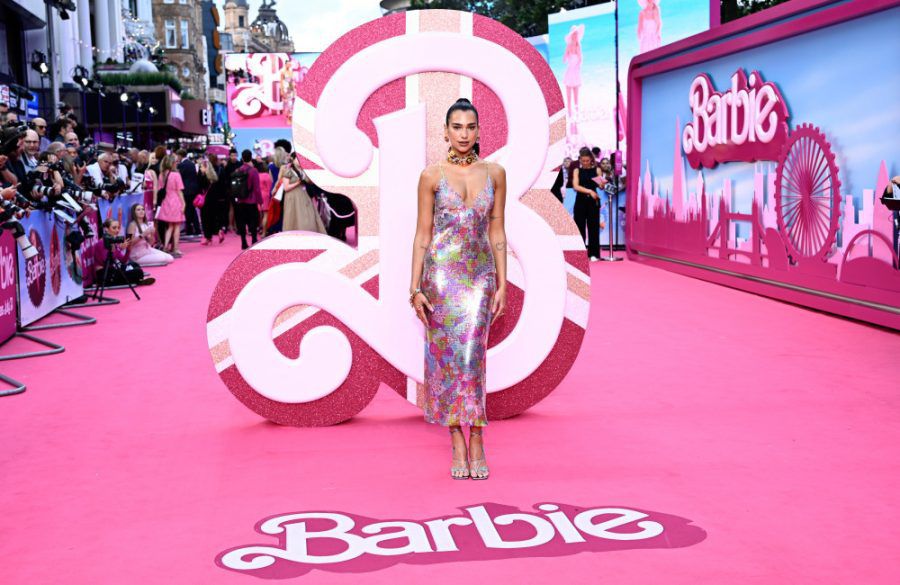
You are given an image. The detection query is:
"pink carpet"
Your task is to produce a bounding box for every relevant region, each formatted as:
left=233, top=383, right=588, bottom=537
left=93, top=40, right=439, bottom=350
left=2, top=237, right=898, bottom=583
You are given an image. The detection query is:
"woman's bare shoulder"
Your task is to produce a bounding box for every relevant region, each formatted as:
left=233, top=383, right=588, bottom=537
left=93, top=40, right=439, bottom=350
left=419, top=164, right=442, bottom=190
left=420, top=163, right=441, bottom=180
left=485, top=160, right=506, bottom=182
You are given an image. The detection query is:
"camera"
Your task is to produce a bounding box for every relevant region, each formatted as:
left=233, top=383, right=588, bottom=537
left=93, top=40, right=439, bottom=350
left=102, top=233, right=126, bottom=249
left=0, top=198, right=38, bottom=259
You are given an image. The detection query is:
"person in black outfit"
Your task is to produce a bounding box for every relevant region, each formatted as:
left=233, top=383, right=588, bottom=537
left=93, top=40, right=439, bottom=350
left=550, top=156, right=573, bottom=203
left=572, top=147, right=602, bottom=261
left=199, top=153, right=227, bottom=244
left=177, top=150, right=201, bottom=236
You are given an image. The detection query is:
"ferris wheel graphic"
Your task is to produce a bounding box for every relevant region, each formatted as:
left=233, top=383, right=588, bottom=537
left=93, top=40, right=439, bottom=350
left=773, top=123, right=842, bottom=263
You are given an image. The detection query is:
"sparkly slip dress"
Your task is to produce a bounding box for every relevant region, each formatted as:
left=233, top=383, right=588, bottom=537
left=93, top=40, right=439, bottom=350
left=422, top=162, right=496, bottom=427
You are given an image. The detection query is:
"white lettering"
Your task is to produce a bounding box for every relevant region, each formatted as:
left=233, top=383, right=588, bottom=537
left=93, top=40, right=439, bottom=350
left=682, top=69, right=789, bottom=169
left=538, top=504, right=586, bottom=544
left=361, top=521, right=434, bottom=555
left=424, top=516, right=474, bottom=552
left=573, top=507, right=665, bottom=541
left=220, top=504, right=670, bottom=572
left=467, top=505, right=555, bottom=549
left=0, top=248, right=14, bottom=289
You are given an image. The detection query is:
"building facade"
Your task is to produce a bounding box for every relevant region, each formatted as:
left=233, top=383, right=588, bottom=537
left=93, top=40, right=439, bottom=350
left=152, top=0, right=209, bottom=103
left=0, top=0, right=140, bottom=119
left=222, top=0, right=293, bottom=54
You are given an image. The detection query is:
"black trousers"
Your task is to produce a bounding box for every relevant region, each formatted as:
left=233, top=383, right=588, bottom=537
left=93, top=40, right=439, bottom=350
left=183, top=193, right=201, bottom=235
left=201, top=198, right=224, bottom=240
left=234, top=202, right=259, bottom=248
left=573, top=193, right=600, bottom=258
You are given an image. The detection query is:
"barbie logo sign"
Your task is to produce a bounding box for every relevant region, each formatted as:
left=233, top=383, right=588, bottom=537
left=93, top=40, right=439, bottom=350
left=217, top=502, right=705, bottom=577
left=0, top=244, right=15, bottom=290
left=24, top=230, right=46, bottom=307
left=208, top=11, right=591, bottom=427
left=682, top=70, right=790, bottom=169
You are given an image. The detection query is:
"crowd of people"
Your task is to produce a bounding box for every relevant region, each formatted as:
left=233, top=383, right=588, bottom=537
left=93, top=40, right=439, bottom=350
left=0, top=102, right=341, bottom=291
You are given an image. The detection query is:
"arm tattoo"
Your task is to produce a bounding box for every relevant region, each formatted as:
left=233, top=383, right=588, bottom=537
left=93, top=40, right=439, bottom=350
left=494, top=241, right=507, bottom=252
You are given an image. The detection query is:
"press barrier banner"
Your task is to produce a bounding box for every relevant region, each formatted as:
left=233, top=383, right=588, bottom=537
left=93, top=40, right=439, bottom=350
left=0, top=231, right=17, bottom=341
left=16, top=211, right=85, bottom=327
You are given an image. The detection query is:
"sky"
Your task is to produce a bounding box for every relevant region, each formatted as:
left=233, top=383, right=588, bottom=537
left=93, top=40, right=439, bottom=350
left=218, top=0, right=384, bottom=52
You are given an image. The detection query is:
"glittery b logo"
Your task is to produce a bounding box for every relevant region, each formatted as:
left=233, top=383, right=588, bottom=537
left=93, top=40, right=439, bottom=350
left=207, top=11, right=591, bottom=426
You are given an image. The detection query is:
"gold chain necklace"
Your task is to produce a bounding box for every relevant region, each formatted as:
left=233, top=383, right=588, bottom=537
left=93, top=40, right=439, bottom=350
left=447, top=147, right=479, bottom=166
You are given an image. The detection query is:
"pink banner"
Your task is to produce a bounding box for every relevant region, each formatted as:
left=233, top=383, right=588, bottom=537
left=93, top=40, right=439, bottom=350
left=80, top=207, right=101, bottom=290
left=0, top=231, right=17, bottom=342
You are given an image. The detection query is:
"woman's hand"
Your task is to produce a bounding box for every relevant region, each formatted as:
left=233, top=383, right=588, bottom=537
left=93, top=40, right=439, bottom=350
left=491, top=284, right=507, bottom=325
left=411, top=291, right=434, bottom=326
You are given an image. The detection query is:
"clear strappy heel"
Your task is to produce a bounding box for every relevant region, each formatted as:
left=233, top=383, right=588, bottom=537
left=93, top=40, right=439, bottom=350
left=468, top=428, right=489, bottom=480
left=449, top=427, right=470, bottom=480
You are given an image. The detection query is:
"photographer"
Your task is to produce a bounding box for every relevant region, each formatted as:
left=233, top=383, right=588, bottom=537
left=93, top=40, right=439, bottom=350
left=22, top=130, right=40, bottom=173
left=0, top=121, right=28, bottom=186
left=23, top=152, right=64, bottom=203
left=49, top=118, right=73, bottom=144
left=98, top=217, right=155, bottom=286
left=85, top=153, right=126, bottom=199
left=32, top=117, right=50, bottom=150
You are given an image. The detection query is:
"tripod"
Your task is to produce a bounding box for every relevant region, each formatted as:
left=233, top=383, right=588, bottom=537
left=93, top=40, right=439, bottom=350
left=93, top=244, right=140, bottom=302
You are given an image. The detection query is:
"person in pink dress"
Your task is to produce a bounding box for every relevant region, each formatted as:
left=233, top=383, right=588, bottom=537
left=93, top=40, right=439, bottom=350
left=637, top=0, right=663, bottom=53
left=563, top=24, right=584, bottom=118
left=155, top=154, right=186, bottom=257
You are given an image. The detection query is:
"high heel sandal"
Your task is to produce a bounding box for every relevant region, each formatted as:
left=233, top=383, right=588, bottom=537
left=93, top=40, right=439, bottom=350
left=449, top=427, right=470, bottom=480
left=468, top=428, right=489, bottom=480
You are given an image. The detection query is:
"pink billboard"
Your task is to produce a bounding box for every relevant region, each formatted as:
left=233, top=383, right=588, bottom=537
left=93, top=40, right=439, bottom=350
left=626, top=0, right=900, bottom=329
left=0, top=232, right=17, bottom=342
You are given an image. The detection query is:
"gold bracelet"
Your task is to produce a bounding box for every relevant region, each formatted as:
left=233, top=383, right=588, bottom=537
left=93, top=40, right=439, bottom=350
left=409, top=288, right=422, bottom=306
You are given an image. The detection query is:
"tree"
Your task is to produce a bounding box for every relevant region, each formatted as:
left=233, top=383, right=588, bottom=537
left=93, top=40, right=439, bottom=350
left=721, top=0, right=793, bottom=23
left=408, top=0, right=610, bottom=38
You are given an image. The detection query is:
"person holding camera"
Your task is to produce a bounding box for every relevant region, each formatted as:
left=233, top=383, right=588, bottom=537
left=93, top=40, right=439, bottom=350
left=155, top=154, right=186, bottom=257
left=85, top=153, right=125, bottom=199
left=98, top=217, right=155, bottom=286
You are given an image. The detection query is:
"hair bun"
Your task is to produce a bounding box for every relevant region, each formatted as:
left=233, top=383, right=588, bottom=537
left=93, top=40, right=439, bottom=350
left=455, top=98, right=472, bottom=105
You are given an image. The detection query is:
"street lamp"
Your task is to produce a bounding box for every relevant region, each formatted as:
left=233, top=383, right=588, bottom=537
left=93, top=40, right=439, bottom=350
left=89, top=74, right=105, bottom=143
left=31, top=51, right=50, bottom=116
left=71, top=65, right=91, bottom=138
left=118, top=86, right=129, bottom=148
left=132, top=92, right=143, bottom=147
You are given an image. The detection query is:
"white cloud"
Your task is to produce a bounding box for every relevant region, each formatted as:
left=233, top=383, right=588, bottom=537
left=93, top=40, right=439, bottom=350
left=221, top=0, right=384, bottom=53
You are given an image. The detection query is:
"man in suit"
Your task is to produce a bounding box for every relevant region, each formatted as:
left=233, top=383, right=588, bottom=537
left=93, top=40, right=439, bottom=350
left=177, top=149, right=201, bottom=236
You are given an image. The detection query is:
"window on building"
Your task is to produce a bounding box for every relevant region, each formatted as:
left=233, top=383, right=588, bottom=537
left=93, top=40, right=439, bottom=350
left=164, top=0, right=174, bottom=4
left=180, top=20, right=189, bottom=49
left=238, top=16, right=245, bottom=28
left=165, top=20, right=176, bottom=49
left=179, top=0, right=188, bottom=4
left=183, top=66, right=190, bottom=78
